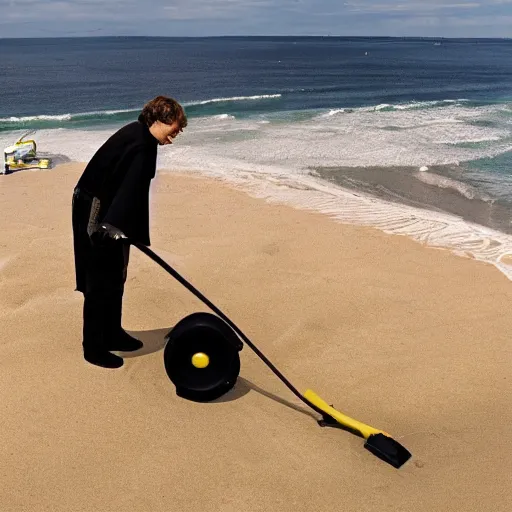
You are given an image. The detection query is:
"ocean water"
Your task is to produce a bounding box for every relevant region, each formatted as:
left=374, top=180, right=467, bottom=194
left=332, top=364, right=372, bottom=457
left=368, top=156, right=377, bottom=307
left=1, top=36, right=512, bottom=277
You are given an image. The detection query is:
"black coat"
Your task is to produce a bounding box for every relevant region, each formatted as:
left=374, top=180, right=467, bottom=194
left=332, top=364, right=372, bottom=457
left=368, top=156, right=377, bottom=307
left=72, top=118, right=158, bottom=293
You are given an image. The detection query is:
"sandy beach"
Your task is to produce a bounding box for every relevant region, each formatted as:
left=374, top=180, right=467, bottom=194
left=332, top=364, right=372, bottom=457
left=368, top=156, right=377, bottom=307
left=1, top=162, right=511, bottom=512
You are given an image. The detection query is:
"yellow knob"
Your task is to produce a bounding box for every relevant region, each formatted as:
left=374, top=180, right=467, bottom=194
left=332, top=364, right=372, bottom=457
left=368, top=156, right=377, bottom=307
left=191, top=352, right=210, bottom=369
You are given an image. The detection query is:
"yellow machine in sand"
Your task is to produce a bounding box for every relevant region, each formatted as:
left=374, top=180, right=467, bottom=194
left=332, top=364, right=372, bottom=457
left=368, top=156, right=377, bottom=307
left=3, top=132, right=52, bottom=175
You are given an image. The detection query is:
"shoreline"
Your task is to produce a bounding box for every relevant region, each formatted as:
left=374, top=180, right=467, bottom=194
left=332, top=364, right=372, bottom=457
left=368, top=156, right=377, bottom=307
left=155, top=165, right=512, bottom=280
left=4, top=160, right=512, bottom=278
left=314, top=164, right=512, bottom=235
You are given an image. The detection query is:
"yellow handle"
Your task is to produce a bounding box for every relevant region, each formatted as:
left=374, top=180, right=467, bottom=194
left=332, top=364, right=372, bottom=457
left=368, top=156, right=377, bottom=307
left=303, top=389, right=389, bottom=439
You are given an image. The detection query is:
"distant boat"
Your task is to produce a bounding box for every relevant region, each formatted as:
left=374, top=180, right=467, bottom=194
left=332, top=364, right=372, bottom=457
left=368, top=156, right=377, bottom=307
left=434, top=42, right=441, bottom=46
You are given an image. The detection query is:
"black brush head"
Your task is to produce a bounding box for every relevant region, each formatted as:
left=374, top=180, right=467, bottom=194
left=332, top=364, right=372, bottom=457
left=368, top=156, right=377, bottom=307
left=364, top=433, right=412, bottom=469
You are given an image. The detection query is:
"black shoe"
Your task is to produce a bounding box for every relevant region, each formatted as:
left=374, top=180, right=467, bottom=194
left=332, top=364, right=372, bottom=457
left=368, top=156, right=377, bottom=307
left=83, top=348, right=124, bottom=369
left=106, top=329, right=143, bottom=352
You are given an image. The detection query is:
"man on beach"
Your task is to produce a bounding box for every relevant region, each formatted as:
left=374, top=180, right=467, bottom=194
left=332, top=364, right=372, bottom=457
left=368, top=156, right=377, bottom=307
left=72, top=96, right=187, bottom=369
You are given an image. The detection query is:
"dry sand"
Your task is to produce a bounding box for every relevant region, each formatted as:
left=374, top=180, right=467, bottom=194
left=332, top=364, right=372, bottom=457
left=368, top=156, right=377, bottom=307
left=1, top=162, right=511, bottom=511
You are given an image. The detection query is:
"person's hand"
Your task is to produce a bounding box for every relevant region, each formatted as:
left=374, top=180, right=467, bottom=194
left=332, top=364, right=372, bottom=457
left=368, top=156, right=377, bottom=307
left=90, top=223, right=128, bottom=247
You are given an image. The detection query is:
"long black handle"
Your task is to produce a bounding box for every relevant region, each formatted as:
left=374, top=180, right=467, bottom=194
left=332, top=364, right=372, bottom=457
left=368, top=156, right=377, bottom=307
left=132, top=242, right=326, bottom=418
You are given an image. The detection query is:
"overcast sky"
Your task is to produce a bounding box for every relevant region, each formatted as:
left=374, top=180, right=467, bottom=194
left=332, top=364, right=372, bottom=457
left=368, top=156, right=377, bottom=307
left=0, top=0, right=511, bottom=38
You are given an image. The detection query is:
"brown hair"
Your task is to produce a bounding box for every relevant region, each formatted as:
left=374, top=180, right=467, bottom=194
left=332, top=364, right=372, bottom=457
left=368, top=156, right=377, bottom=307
left=139, top=95, right=187, bottom=129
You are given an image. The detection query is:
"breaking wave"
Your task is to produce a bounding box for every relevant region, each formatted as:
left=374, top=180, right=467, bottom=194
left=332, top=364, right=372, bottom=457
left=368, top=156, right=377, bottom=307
left=413, top=171, right=493, bottom=201
left=189, top=94, right=282, bottom=105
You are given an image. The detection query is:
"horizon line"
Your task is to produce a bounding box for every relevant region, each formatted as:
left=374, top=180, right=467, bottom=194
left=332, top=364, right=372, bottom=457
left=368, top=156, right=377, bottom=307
left=1, top=34, right=511, bottom=41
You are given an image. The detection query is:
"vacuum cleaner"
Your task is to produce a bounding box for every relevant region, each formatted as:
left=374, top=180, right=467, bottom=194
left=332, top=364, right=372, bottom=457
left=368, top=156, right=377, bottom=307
left=133, top=242, right=412, bottom=469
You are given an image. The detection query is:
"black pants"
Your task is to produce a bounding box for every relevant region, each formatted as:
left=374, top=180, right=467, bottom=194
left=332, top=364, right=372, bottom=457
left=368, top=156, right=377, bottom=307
left=72, top=188, right=130, bottom=351
left=82, top=245, right=130, bottom=351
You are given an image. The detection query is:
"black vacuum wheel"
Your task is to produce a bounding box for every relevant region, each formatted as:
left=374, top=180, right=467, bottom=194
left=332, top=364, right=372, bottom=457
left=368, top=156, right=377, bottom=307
left=164, top=312, right=243, bottom=402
